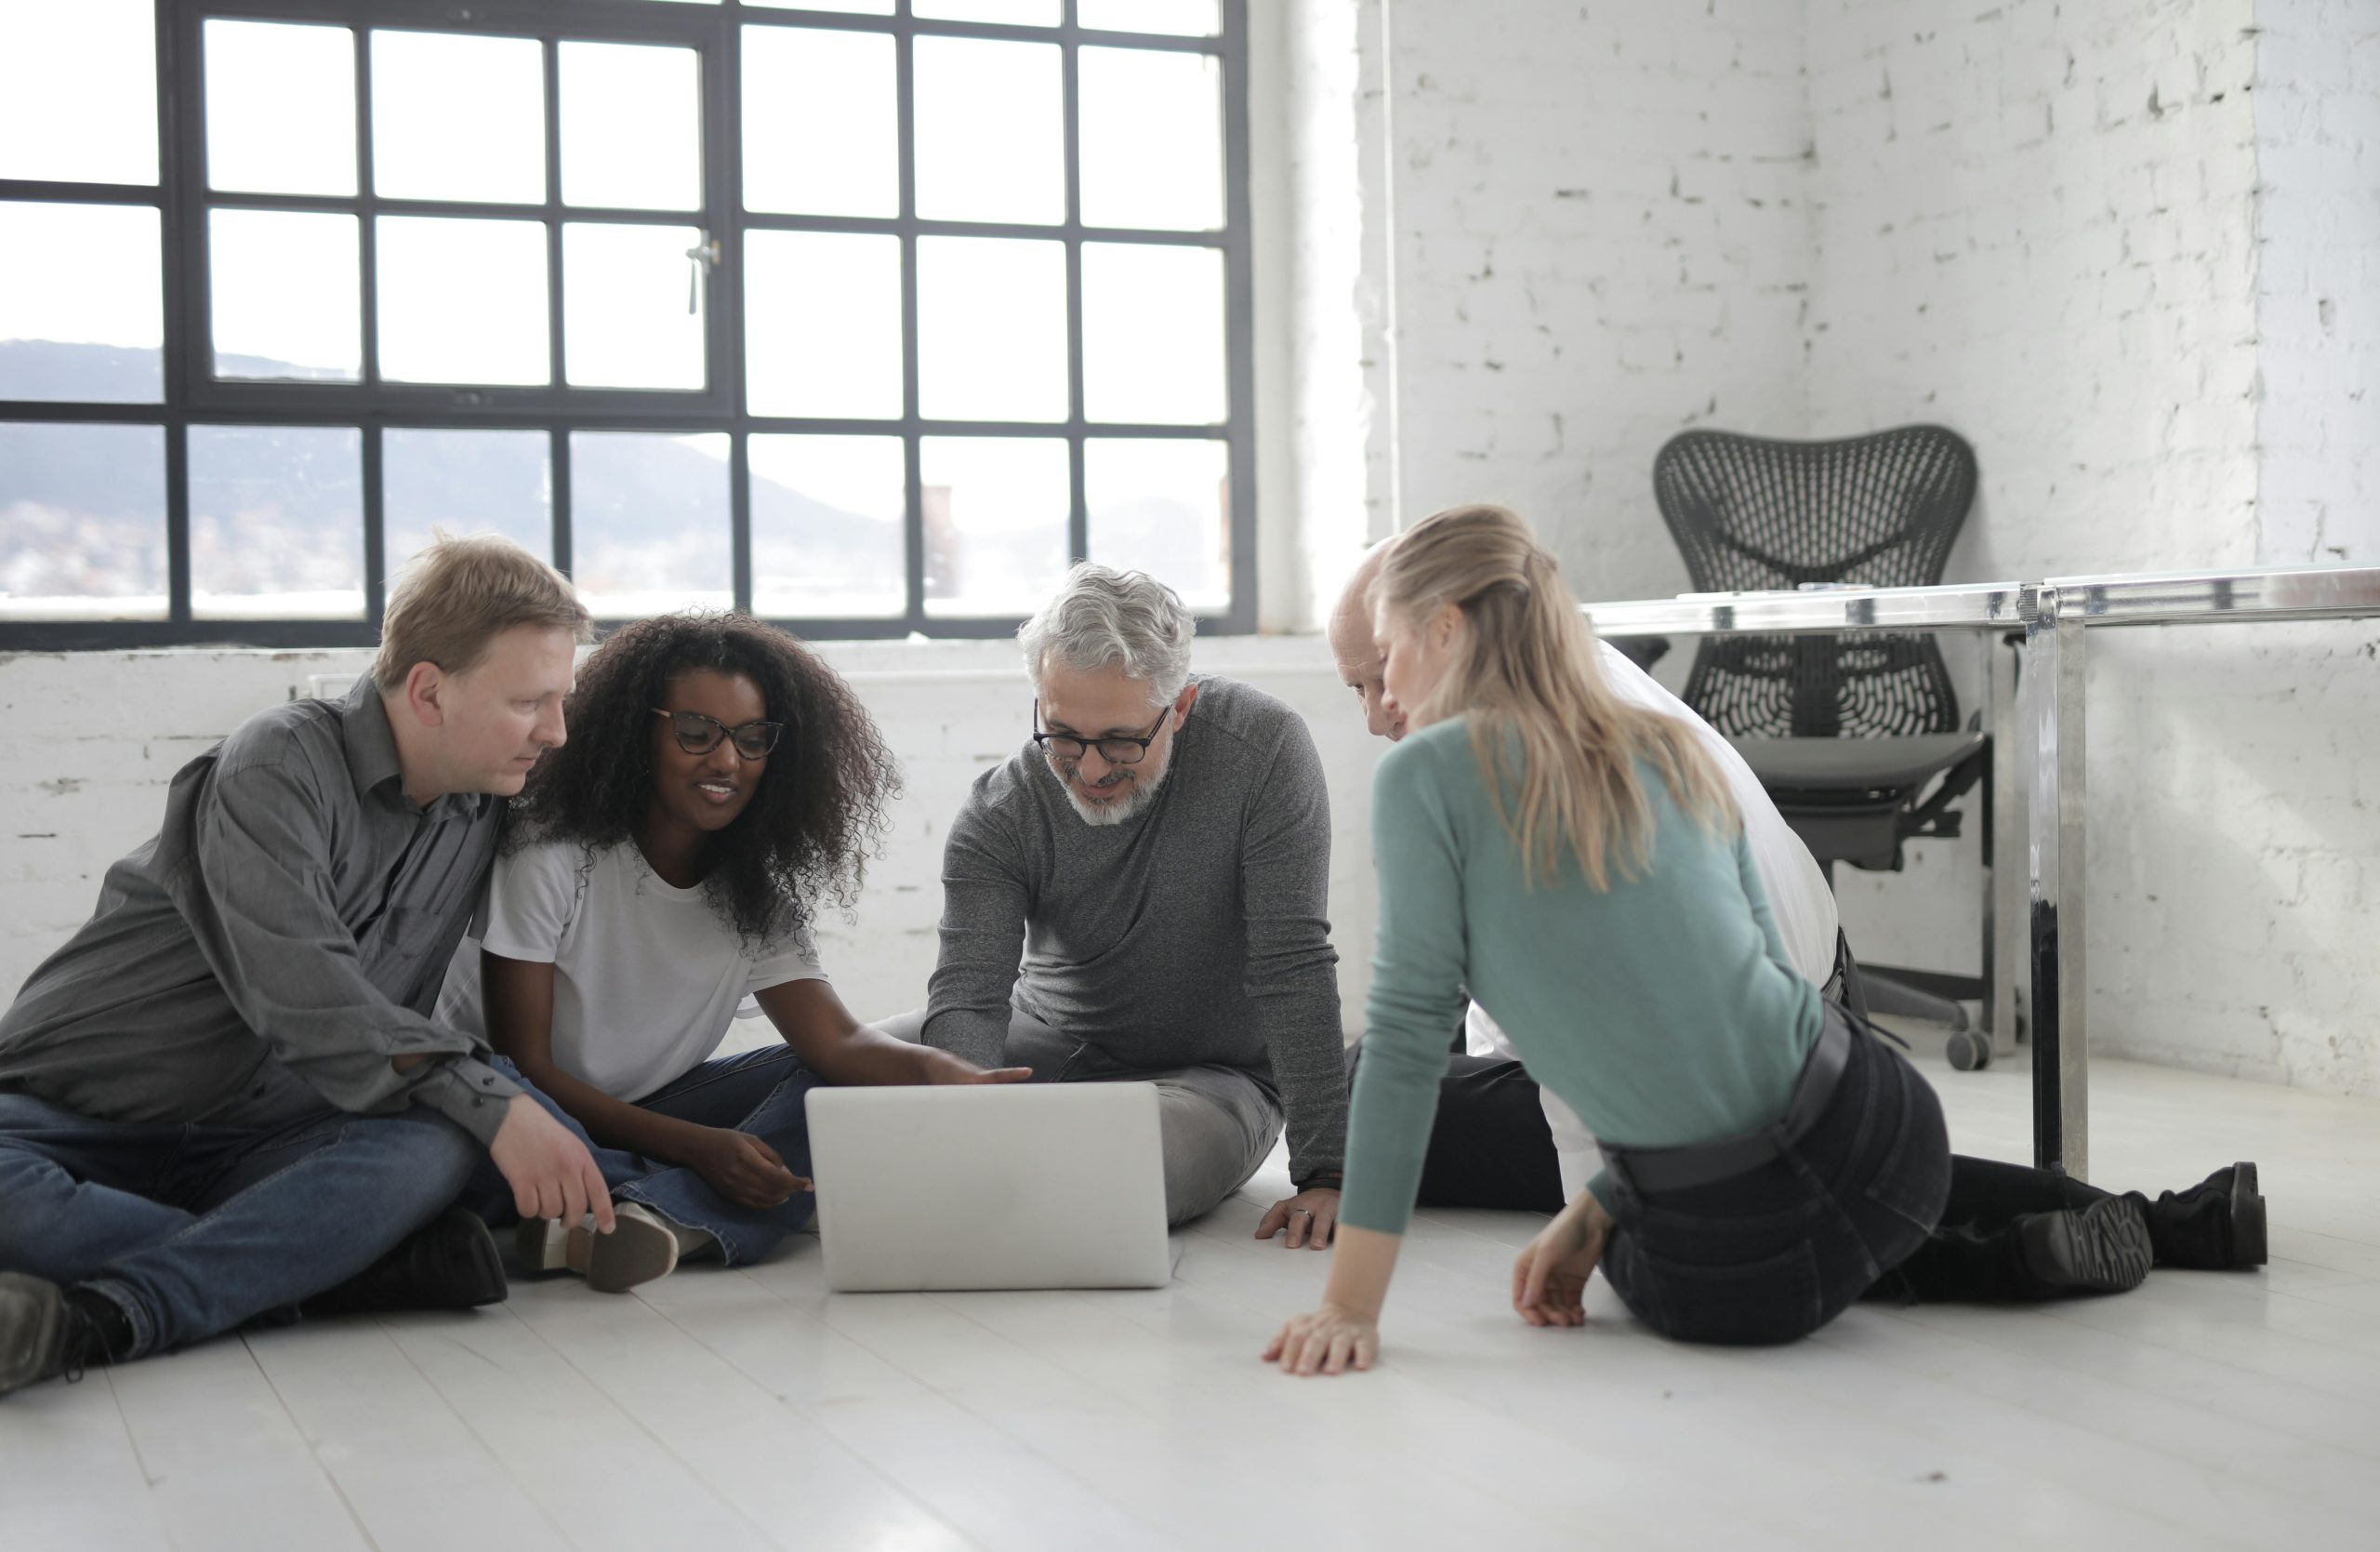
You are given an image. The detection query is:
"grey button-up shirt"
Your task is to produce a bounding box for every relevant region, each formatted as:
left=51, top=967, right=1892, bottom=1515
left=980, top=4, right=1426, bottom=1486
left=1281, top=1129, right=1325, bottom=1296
left=0, top=680, right=522, bottom=1147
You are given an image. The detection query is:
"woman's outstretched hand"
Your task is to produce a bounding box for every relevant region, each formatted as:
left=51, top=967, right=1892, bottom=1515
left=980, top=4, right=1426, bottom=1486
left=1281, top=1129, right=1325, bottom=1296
left=1263, top=1301, right=1380, bottom=1376
left=923, top=1055, right=1034, bottom=1084
left=1512, top=1191, right=1613, bottom=1328
left=685, top=1126, right=810, bottom=1209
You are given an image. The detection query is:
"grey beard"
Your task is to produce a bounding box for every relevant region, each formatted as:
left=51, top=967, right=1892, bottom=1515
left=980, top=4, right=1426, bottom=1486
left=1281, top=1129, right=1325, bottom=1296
left=1049, top=752, right=1171, bottom=827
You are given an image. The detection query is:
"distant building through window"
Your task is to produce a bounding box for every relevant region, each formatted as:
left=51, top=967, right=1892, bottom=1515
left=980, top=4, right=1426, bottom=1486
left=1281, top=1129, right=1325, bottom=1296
left=0, top=0, right=1253, bottom=646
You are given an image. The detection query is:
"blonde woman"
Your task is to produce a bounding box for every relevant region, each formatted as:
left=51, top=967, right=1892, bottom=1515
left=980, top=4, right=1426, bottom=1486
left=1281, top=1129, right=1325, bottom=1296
left=1268, top=505, right=2268, bottom=1372
left=1267, top=502, right=1957, bottom=1365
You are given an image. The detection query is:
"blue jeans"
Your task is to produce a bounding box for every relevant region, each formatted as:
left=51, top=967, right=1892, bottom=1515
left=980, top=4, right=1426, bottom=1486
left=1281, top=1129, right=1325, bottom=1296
left=1597, top=1007, right=1953, bottom=1346
left=468, top=1047, right=820, bottom=1267
left=0, top=1088, right=482, bottom=1359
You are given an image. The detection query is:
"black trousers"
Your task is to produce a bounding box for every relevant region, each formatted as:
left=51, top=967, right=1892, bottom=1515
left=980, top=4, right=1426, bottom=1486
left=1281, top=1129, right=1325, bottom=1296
left=1342, top=1039, right=1568, bottom=1214
left=1343, top=1033, right=2131, bottom=1305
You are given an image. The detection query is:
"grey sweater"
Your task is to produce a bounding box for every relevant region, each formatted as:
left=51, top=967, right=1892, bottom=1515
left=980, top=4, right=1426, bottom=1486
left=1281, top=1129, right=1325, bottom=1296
left=923, top=675, right=1347, bottom=1185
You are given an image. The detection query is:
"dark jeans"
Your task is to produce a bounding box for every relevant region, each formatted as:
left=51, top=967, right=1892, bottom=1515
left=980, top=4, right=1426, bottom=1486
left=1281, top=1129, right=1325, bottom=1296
left=0, top=1087, right=481, bottom=1359
left=1597, top=1010, right=1953, bottom=1346
left=463, top=1047, right=821, bottom=1267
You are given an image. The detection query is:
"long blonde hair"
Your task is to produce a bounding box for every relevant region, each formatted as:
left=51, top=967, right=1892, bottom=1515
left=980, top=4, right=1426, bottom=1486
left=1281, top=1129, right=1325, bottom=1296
left=1375, top=504, right=1736, bottom=890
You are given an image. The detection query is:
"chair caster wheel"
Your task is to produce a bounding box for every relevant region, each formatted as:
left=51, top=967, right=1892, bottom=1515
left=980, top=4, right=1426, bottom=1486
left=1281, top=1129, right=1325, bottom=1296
left=1947, top=1029, right=1991, bottom=1071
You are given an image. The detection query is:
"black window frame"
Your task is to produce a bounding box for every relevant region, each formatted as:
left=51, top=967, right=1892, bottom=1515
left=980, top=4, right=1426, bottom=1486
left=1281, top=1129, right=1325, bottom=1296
left=0, top=0, right=1256, bottom=649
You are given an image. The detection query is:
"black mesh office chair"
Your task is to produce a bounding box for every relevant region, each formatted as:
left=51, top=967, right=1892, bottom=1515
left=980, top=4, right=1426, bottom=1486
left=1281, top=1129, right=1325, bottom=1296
left=1652, top=425, right=1994, bottom=1068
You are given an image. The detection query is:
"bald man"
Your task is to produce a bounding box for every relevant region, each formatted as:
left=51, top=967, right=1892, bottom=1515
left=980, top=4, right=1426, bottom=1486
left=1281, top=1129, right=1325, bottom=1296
left=1331, top=541, right=1840, bottom=1211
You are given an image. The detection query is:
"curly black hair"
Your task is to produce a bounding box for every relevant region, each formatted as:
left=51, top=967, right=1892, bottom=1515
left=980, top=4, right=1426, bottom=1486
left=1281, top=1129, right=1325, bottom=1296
left=508, top=611, right=901, bottom=949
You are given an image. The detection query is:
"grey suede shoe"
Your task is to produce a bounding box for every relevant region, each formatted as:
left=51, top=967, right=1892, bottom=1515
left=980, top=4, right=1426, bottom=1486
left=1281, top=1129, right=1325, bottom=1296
left=565, top=1203, right=682, bottom=1294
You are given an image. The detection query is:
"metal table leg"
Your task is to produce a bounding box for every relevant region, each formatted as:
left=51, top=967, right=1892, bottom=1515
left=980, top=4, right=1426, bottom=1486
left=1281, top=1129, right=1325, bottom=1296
left=2023, top=586, right=2090, bottom=1178
left=1988, top=630, right=2022, bottom=1058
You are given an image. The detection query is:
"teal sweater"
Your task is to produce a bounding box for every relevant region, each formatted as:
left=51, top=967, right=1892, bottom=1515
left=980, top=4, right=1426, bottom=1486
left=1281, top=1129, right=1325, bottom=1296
left=1342, top=717, right=1823, bottom=1232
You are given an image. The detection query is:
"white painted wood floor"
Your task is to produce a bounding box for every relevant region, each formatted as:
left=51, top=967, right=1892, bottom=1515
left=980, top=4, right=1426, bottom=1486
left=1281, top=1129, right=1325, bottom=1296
left=6, top=1045, right=2377, bottom=1552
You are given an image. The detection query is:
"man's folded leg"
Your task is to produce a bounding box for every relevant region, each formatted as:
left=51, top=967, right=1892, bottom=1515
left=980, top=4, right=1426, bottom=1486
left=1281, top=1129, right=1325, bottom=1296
left=75, top=1105, right=485, bottom=1360
left=1136, top=1065, right=1284, bottom=1227
left=0, top=1095, right=202, bottom=1284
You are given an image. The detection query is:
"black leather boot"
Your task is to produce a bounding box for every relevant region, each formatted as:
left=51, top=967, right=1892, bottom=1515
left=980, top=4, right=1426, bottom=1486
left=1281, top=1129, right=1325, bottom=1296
left=2134, top=1161, right=2267, bottom=1270
left=0, top=1275, right=125, bottom=1399
left=303, top=1207, right=509, bottom=1317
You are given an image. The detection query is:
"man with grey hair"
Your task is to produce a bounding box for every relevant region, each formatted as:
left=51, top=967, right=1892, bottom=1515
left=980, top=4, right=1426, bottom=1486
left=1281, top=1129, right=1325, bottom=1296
left=879, top=563, right=1350, bottom=1244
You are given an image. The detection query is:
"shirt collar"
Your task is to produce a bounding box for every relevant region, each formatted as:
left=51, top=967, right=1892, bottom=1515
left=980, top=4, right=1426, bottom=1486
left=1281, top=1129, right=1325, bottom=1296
left=339, top=677, right=492, bottom=821
left=341, top=676, right=406, bottom=799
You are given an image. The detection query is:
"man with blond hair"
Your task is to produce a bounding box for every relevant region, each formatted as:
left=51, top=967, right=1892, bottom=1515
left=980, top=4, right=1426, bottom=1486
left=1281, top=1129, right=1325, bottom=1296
left=0, top=536, right=615, bottom=1398
left=879, top=563, right=1350, bottom=1244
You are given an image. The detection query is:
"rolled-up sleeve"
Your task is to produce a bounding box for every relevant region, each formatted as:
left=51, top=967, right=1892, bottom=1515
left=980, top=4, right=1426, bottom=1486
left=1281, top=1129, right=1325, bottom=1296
left=177, top=757, right=521, bottom=1147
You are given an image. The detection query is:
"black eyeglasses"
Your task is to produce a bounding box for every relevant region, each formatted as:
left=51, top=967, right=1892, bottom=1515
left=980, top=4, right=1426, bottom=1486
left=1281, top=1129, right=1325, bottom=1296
left=1029, top=700, right=1171, bottom=765
left=651, top=708, right=784, bottom=760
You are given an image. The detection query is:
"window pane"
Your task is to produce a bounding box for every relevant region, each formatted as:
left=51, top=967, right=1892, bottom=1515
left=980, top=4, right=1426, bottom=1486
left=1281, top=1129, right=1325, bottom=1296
left=571, top=431, right=731, bottom=617
left=377, top=217, right=549, bottom=386
left=918, top=237, right=1065, bottom=422
left=372, top=31, right=544, bottom=205
left=1086, top=438, right=1227, bottom=611
left=750, top=434, right=905, bottom=617
left=190, top=425, right=364, bottom=619
left=1079, top=47, right=1223, bottom=232
left=383, top=429, right=552, bottom=585
left=0, top=204, right=162, bottom=404
left=913, top=38, right=1062, bottom=225
left=746, top=232, right=902, bottom=420
left=560, top=43, right=700, bottom=212
left=0, top=0, right=157, bottom=184
left=210, top=210, right=362, bottom=382
left=913, top=0, right=1059, bottom=22
left=743, top=27, right=896, bottom=219
left=0, top=422, right=166, bottom=621
left=746, top=0, right=892, bottom=11
left=920, top=437, right=1067, bottom=617
left=1082, top=243, right=1223, bottom=424
left=563, top=223, right=706, bottom=391
left=205, top=20, right=356, bottom=197
left=1077, top=0, right=1219, bottom=35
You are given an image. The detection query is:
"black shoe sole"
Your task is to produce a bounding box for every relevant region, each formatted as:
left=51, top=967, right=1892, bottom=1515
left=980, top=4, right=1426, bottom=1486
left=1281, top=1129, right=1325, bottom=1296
left=2230, top=1161, right=2268, bottom=1268
left=2018, top=1199, right=2154, bottom=1295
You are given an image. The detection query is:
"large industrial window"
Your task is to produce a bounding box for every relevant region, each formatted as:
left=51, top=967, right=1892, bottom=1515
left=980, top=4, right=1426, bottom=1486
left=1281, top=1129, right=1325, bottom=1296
left=0, top=0, right=1252, bottom=646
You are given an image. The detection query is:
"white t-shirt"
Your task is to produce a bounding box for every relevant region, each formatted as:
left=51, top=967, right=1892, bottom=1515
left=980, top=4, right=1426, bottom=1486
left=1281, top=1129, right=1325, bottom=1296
left=436, top=840, right=826, bottom=1104
left=1463, top=640, right=1840, bottom=1200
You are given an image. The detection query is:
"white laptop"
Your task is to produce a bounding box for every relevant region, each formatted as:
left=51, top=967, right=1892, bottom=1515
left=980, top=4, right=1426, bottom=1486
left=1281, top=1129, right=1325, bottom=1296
left=805, top=1082, right=1172, bottom=1293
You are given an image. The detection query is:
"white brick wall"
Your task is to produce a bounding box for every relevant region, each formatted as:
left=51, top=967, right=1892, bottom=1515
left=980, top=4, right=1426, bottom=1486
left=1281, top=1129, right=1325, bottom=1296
left=2254, top=0, right=2380, bottom=568
left=1370, top=0, right=1815, bottom=599
left=0, top=641, right=1387, bottom=1039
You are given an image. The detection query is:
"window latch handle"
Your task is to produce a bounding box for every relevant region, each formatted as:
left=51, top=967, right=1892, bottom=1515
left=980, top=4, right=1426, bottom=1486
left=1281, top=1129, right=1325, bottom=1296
left=684, top=232, right=719, bottom=315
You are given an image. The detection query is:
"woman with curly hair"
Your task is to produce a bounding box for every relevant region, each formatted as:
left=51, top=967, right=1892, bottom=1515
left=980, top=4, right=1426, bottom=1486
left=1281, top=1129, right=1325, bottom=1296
left=439, top=612, right=1026, bottom=1293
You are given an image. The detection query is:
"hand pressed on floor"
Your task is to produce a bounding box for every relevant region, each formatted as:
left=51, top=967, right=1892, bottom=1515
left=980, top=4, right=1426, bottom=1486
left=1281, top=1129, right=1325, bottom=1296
left=1255, top=1187, right=1341, bottom=1250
